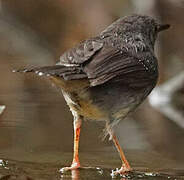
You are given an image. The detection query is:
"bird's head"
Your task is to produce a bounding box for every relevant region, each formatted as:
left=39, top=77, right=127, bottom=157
left=120, top=14, right=170, bottom=48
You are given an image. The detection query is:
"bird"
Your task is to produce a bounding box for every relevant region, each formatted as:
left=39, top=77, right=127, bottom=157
left=14, top=14, right=170, bottom=175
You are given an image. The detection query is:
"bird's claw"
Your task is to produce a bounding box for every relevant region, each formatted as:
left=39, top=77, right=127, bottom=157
left=59, top=162, right=81, bottom=173
left=111, top=166, right=132, bottom=178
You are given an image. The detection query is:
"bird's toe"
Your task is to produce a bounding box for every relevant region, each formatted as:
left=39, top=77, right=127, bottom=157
left=59, top=162, right=81, bottom=173
left=111, top=165, right=132, bottom=178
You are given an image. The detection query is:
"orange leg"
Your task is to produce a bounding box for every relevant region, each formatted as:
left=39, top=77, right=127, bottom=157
left=112, top=135, right=132, bottom=172
left=71, top=125, right=81, bottom=168
left=60, top=115, right=82, bottom=173
left=107, top=126, right=132, bottom=176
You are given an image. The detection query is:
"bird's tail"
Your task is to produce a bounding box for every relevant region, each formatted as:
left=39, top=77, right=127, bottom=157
left=13, top=65, right=67, bottom=76
left=13, top=65, right=87, bottom=80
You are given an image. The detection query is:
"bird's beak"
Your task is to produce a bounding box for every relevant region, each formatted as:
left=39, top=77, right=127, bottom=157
left=157, top=24, right=170, bottom=32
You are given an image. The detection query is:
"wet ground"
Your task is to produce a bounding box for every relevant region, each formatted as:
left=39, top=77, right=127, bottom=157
left=0, top=157, right=184, bottom=180
left=0, top=153, right=184, bottom=179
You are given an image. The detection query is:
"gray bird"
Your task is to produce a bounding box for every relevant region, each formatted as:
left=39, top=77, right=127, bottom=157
left=15, top=14, right=170, bottom=175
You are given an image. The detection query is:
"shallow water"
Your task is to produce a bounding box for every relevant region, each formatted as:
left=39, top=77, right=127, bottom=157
left=0, top=156, right=184, bottom=180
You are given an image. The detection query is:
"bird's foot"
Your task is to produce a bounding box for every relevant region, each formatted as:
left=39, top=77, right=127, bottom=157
left=59, top=161, right=81, bottom=173
left=111, top=165, right=132, bottom=178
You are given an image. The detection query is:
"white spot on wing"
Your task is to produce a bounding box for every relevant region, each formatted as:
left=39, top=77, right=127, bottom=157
left=38, top=72, right=44, bottom=76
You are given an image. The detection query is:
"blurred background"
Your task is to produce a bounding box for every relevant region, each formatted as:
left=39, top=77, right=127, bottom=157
left=0, top=0, right=184, bottom=179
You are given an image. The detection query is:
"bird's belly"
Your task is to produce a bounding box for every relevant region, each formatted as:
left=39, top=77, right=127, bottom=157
left=62, top=85, right=141, bottom=122
left=49, top=76, right=107, bottom=120
left=50, top=76, right=151, bottom=123
left=62, top=91, right=108, bottom=121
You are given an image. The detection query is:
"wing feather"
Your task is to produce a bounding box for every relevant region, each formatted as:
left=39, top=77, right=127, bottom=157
left=58, top=39, right=103, bottom=66
left=83, top=48, right=148, bottom=86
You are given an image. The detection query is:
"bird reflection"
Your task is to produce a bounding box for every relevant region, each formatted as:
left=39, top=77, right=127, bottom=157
left=71, top=170, right=80, bottom=180
left=60, top=168, right=130, bottom=180
left=60, top=169, right=80, bottom=180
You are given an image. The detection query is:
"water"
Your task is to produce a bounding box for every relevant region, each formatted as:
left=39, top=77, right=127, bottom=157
left=0, top=158, right=183, bottom=179
left=0, top=157, right=183, bottom=180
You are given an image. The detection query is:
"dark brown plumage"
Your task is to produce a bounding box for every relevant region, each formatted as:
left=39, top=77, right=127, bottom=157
left=15, top=14, right=170, bottom=176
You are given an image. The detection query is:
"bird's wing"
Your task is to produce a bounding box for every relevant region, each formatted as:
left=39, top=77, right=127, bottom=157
left=84, top=47, right=155, bottom=86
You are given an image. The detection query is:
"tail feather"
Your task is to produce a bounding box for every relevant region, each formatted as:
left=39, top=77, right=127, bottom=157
left=13, top=65, right=87, bottom=80
left=13, top=65, right=74, bottom=75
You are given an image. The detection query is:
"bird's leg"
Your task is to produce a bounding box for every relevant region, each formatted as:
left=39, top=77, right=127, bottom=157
left=107, top=126, right=132, bottom=176
left=71, top=115, right=82, bottom=169
left=112, top=135, right=132, bottom=172
left=60, top=114, right=82, bottom=172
